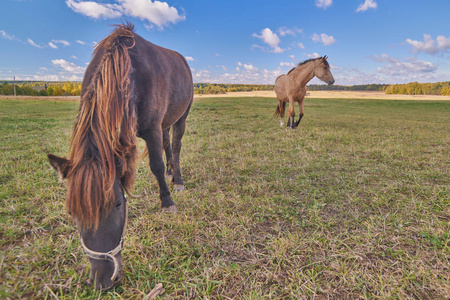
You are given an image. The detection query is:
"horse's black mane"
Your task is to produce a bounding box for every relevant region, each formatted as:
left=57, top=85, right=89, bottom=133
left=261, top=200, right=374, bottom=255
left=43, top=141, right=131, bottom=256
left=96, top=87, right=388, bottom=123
left=287, top=56, right=328, bottom=75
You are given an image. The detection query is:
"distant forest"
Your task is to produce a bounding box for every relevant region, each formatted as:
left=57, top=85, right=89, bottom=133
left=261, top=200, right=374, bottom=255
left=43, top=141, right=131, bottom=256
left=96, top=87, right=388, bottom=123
left=384, top=81, right=450, bottom=95
left=0, top=81, right=81, bottom=96
left=1, top=81, right=449, bottom=96
left=194, top=83, right=274, bottom=94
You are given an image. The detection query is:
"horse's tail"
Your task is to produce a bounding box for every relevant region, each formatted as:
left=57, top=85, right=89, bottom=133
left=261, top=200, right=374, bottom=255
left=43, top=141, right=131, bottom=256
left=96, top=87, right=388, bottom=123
left=273, top=101, right=286, bottom=118
left=67, top=23, right=138, bottom=230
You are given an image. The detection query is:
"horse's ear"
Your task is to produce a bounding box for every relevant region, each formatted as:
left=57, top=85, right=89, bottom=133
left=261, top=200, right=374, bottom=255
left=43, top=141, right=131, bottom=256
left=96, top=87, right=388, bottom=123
left=323, top=55, right=328, bottom=60
left=47, top=154, right=70, bottom=180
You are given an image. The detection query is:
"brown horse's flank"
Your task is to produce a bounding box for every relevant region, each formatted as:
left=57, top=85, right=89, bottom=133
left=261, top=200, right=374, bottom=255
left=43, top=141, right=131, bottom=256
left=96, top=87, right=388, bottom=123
left=67, top=24, right=138, bottom=230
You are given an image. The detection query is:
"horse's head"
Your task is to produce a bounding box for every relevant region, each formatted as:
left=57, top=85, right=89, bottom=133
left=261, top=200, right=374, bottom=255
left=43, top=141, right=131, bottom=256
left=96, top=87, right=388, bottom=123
left=314, top=56, right=335, bottom=85
left=47, top=154, right=127, bottom=291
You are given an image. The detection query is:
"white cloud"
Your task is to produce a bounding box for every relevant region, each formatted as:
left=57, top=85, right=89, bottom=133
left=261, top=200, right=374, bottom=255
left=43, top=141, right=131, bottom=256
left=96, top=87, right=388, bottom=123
left=66, top=0, right=185, bottom=29
left=312, top=33, right=336, bottom=46
left=52, top=39, right=70, bottom=46
left=185, top=56, right=194, bottom=61
left=278, top=26, right=302, bottom=37
left=371, top=54, right=437, bottom=76
left=27, top=38, right=43, bottom=48
left=280, top=62, right=295, bottom=67
left=305, top=52, right=321, bottom=58
left=235, top=62, right=259, bottom=73
left=76, top=40, right=86, bottom=45
left=250, top=44, right=265, bottom=52
left=66, top=0, right=122, bottom=19
left=192, top=69, right=211, bottom=82
left=252, top=28, right=284, bottom=53
left=356, top=0, right=377, bottom=12
left=193, top=62, right=283, bottom=84
left=297, top=43, right=305, bottom=49
left=243, top=63, right=258, bottom=72
left=1, top=30, right=14, bottom=40
left=71, top=55, right=78, bottom=59
left=315, top=0, right=332, bottom=9
left=119, top=0, right=186, bottom=28
left=406, top=34, right=450, bottom=55
left=4, top=73, right=83, bottom=82
left=52, top=59, right=86, bottom=74
left=48, top=40, right=71, bottom=49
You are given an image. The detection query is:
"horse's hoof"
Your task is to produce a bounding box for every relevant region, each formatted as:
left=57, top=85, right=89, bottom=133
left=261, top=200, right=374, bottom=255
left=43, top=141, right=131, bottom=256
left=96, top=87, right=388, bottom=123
left=173, top=184, right=185, bottom=192
left=161, top=205, right=178, bottom=213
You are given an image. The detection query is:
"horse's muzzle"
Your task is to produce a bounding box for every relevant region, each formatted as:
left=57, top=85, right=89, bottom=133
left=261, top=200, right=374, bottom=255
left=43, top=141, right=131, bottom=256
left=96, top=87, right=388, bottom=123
left=328, top=79, right=335, bottom=85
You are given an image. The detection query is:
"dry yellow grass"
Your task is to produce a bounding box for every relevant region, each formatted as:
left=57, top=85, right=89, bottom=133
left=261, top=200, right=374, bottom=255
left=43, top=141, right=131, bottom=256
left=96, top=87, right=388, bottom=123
left=195, top=90, right=450, bottom=100
left=3, top=90, right=450, bottom=101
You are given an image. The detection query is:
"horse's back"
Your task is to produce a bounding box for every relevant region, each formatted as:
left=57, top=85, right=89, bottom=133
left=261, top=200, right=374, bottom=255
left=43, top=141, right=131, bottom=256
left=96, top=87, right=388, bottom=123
left=128, top=33, right=193, bottom=131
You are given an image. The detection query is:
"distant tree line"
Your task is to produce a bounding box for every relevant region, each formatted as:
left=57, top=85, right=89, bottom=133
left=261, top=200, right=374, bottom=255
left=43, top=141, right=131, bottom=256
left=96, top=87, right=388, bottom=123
left=0, top=81, right=82, bottom=96
left=307, top=84, right=389, bottom=91
left=194, top=83, right=390, bottom=94
left=384, top=81, right=450, bottom=96
left=2, top=80, right=449, bottom=96
left=194, top=83, right=274, bottom=94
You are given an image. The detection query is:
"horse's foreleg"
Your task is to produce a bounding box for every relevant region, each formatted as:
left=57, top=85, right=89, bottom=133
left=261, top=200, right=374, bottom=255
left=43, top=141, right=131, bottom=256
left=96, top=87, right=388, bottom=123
left=294, top=100, right=304, bottom=128
left=163, top=128, right=173, bottom=180
left=171, top=108, right=190, bottom=192
left=143, top=129, right=177, bottom=212
left=294, top=99, right=305, bottom=128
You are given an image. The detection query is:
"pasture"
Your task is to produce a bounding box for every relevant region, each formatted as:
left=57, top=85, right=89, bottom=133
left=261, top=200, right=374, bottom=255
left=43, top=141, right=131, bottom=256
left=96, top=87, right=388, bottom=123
left=0, top=96, right=449, bottom=299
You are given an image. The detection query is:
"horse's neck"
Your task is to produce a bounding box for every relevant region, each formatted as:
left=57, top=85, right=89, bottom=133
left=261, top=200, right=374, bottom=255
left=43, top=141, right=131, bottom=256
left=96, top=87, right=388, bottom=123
left=292, top=62, right=316, bottom=86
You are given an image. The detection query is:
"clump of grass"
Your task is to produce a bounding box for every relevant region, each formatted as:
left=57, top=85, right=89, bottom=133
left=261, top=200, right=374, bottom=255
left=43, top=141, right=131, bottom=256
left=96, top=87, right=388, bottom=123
left=1, top=97, right=449, bottom=298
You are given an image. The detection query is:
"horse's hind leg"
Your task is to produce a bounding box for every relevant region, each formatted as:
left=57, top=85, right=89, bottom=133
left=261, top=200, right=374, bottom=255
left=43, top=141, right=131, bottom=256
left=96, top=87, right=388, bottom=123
left=287, top=98, right=296, bottom=129
left=171, top=104, right=191, bottom=192
left=142, top=129, right=177, bottom=212
left=163, top=128, right=173, bottom=180
left=280, top=101, right=286, bottom=127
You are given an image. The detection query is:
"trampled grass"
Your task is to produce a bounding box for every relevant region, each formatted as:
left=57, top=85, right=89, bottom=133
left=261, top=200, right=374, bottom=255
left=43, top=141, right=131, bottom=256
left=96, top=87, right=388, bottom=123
left=1, top=96, right=449, bottom=299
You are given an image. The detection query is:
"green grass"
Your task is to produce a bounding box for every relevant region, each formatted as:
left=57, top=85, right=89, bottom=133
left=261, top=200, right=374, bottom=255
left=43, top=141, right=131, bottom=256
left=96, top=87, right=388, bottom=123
left=1, top=96, right=449, bottom=299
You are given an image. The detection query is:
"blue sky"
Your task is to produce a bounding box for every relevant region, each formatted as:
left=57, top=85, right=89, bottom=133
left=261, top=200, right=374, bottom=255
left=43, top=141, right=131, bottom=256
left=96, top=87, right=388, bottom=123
left=1, top=0, right=449, bottom=85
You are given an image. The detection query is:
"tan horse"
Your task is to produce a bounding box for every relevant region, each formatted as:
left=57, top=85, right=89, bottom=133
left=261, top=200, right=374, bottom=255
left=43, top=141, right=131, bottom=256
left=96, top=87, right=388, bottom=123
left=274, top=56, right=334, bottom=129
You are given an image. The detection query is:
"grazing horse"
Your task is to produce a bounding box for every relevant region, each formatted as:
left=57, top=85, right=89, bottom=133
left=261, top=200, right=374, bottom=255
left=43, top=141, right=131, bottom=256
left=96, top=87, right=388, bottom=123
left=274, top=56, right=334, bottom=129
left=47, top=23, right=193, bottom=290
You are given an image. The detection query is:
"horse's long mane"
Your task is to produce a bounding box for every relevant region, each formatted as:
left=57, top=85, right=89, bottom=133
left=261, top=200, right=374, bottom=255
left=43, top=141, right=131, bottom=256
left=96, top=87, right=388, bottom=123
left=66, top=23, right=138, bottom=230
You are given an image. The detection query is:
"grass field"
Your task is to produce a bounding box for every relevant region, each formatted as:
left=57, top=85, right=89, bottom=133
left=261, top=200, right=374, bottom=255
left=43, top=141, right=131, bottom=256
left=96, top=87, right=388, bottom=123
left=1, top=96, right=449, bottom=299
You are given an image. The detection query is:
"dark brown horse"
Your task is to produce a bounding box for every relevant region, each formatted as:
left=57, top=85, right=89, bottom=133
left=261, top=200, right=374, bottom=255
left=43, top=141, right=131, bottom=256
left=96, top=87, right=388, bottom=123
left=274, top=56, right=334, bottom=129
left=47, top=23, right=193, bottom=290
